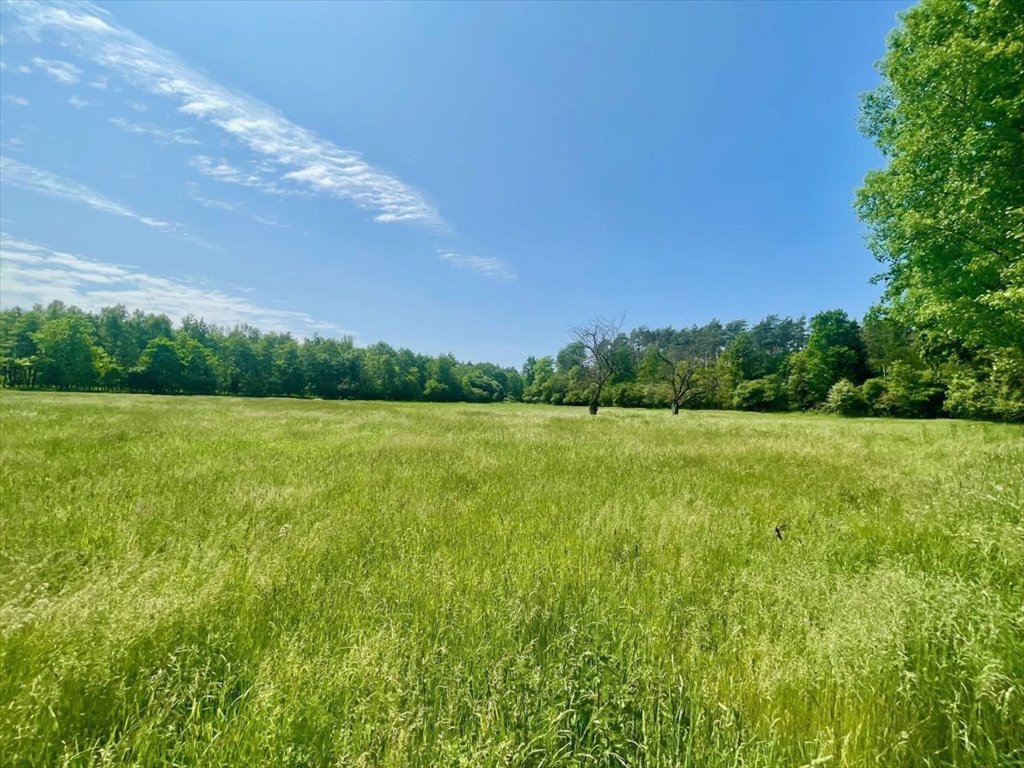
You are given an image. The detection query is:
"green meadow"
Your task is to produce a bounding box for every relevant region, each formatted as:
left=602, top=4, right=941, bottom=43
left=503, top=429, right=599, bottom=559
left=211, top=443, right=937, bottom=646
left=1, top=391, right=1021, bottom=767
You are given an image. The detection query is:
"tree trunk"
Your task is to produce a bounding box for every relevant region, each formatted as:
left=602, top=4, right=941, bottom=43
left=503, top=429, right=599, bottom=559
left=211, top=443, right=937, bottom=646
left=588, top=399, right=599, bottom=415
left=671, top=401, right=680, bottom=415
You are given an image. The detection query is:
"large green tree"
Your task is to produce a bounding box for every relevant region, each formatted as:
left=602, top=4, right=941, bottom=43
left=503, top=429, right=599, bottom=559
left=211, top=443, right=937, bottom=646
left=31, top=316, right=107, bottom=390
left=135, top=337, right=184, bottom=393
left=787, top=310, right=867, bottom=409
left=178, top=338, right=220, bottom=394
left=856, top=0, right=1023, bottom=417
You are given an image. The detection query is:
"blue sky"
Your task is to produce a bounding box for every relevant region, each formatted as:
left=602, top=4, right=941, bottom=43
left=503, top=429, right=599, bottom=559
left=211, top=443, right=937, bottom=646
left=0, top=0, right=909, bottom=366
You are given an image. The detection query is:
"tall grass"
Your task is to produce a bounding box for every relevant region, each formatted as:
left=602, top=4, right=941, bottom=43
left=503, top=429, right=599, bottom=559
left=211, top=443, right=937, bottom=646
left=1, top=391, right=1021, bottom=766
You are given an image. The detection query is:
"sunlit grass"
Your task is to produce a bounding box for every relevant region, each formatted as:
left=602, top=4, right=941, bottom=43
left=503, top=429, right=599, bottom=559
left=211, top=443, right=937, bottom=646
left=1, top=391, right=1021, bottom=766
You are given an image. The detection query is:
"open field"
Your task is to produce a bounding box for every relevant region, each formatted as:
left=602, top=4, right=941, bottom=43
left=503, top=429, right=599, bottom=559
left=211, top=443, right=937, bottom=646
left=1, top=391, right=1022, bottom=767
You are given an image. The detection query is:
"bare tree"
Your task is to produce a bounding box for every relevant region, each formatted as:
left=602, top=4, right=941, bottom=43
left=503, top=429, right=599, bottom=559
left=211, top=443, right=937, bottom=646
left=570, top=315, right=623, bottom=415
left=655, top=334, right=717, bottom=415
left=659, top=350, right=716, bottom=415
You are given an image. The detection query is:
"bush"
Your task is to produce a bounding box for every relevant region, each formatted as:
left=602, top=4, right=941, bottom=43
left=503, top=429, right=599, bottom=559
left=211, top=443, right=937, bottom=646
left=860, top=366, right=946, bottom=418
left=733, top=375, right=787, bottom=412
left=861, top=378, right=887, bottom=414
left=946, top=364, right=1024, bottom=423
left=880, top=362, right=945, bottom=418
left=825, top=379, right=867, bottom=416
left=608, top=382, right=639, bottom=408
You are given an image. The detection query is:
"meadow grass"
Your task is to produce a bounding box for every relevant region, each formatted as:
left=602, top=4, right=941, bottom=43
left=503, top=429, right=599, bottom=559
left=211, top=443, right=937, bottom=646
left=0, top=391, right=1021, bottom=767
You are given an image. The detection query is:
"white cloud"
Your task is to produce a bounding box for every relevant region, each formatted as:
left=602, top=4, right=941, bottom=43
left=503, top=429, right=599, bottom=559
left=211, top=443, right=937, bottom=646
left=4, top=1, right=445, bottom=229
left=21, top=6, right=114, bottom=35
left=189, top=155, right=294, bottom=196
left=16, top=64, right=32, bottom=74
left=110, top=116, right=199, bottom=145
left=67, top=94, right=89, bottom=109
left=0, top=61, right=6, bottom=71
left=127, top=99, right=148, bottom=112
left=0, top=232, right=344, bottom=336
left=0, top=156, right=179, bottom=232
left=204, top=198, right=239, bottom=211
left=88, top=74, right=107, bottom=89
left=186, top=183, right=240, bottom=212
left=438, top=251, right=517, bottom=282
left=185, top=182, right=286, bottom=227
left=251, top=213, right=288, bottom=228
left=30, top=55, right=81, bottom=84
left=1, top=94, right=30, bottom=106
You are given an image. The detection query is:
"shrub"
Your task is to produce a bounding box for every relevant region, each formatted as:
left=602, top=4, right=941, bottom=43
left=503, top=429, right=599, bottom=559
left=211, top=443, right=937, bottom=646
left=946, top=362, right=1024, bottom=423
left=733, top=375, right=787, bottom=412
left=609, top=382, right=643, bottom=408
left=880, top=362, right=945, bottom=418
left=861, top=378, right=887, bottom=414
left=825, top=379, right=867, bottom=416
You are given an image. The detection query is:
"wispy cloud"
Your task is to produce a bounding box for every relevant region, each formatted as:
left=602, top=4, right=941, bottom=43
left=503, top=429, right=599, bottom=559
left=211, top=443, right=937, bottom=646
left=185, top=181, right=287, bottom=227
left=110, top=116, right=199, bottom=145
left=189, top=155, right=294, bottom=197
left=6, top=1, right=445, bottom=229
left=0, top=232, right=344, bottom=336
left=185, top=183, right=240, bottom=212
left=251, top=213, right=288, bottom=228
left=30, top=55, right=81, bottom=84
left=16, top=64, right=32, bottom=74
left=438, top=250, right=517, bottom=282
left=67, top=94, right=89, bottom=109
left=1, top=155, right=179, bottom=232
left=88, top=74, right=107, bottom=89
left=1, top=94, right=30, bottom=107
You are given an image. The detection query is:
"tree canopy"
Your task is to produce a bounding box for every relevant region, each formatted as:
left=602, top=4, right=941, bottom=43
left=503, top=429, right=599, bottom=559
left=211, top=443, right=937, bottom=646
left=1, top=296, right=1018, bottom=421
left=856, top=0, right=1023, bottom=420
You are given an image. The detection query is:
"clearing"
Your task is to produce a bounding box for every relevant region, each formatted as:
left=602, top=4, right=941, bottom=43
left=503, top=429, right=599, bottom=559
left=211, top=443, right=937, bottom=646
left=1, top=391, right=1021, bottom=766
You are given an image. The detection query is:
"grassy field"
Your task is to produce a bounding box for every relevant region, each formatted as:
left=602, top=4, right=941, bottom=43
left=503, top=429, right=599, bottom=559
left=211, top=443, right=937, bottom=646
left=0, top=391, right=1021, bottom=767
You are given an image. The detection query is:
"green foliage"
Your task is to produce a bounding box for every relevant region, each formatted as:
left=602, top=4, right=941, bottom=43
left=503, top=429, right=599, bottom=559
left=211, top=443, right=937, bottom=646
left=30, top=315, right=104, bottom=390
left=723, top=315, right=807, bottom=380
left=0, top=298, right=1016, bottom=420
left=96, top=304, right=173, bottom=369
left=881, top=361, right=946, bottom=418
left=856, top=0, right=1023, bottom=409
left=733, top=375, right=787, bottom=412
left=0, top=303, right=525, bottom=407
left=523, top=355, right=555, bottom=402
left=2, top=393, right=1021, bottom=765
left=264, top=334, right=305, bottom=397
left=861, top=308, right=922, bottom=375
left=787, top=310, right=868, bottom=409
left=824, top=379, right=869, bottom=416
left=423, top=354, right=463, bottom=402
left=178, top=338, right=220, bottom=394
left=556, top=341, right=586, bottom=374
left=135, top=337, right=184, bottom=393
left=785, top=350, right=832, bottom=411
left=945, top=353, right=1024, bottom=422
left=861, top=377, right=888, bottom=414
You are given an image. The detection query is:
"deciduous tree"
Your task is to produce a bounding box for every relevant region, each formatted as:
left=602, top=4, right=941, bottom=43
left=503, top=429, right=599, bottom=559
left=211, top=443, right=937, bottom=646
left=570, top=316, right=623, bottom=415
left=856, top=0, right=1023, bottom=417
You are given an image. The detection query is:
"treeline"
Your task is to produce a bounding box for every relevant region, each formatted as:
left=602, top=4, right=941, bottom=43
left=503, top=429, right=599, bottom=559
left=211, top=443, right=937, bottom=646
left=2, top=301, right=1019, bottom=421
left=0, top=303, right=524, bottom=403
left=524, top=309, right=1020, bottom=421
